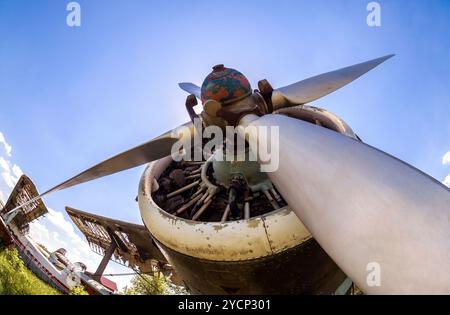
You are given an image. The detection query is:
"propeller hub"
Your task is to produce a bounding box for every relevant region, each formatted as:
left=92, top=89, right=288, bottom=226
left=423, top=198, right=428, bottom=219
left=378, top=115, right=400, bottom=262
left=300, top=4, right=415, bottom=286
left=211, top=148, right=272, bottom=192
left=201, top=65, right=252, bottom=105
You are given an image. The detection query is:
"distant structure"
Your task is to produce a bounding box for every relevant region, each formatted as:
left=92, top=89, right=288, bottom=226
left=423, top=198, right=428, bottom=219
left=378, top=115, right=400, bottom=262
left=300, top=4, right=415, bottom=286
left=66, top=206, right=182, bottom=286
left=0, top=175, right=118, bottom=294
left=1, top=175, right=49, bottom=234
left=0, top=199, right=11, bottom=245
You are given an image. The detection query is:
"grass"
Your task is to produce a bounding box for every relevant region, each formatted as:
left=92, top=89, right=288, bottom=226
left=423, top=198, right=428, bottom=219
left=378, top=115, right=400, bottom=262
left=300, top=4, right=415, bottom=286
left=0, top=244, right=62, bottom=295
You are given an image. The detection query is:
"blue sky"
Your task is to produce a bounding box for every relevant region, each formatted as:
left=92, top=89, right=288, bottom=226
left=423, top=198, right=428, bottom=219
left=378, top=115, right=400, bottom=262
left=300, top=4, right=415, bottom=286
left=1, top=0, right=450, bottom=290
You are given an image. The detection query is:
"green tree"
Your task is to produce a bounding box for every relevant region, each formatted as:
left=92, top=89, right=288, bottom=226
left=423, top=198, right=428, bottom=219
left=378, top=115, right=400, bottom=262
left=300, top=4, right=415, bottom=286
left=0, top=246, right=61, bottom=295
left=124, top=273, right=167, bottom=295
left=69, top=285, right=89, bottom=295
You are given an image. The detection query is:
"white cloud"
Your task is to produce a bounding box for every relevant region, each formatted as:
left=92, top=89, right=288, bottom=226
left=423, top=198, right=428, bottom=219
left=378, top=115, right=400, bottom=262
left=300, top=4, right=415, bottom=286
left=30, top=209, right=134, bottom=291
left=0, top=129, right=133, bottom=291
left=0, top=157, right=10, bottom=172
left=0, top=189, right=4, bottom=203
left=0, top=132, right=12, bottom=157
left=442, top=152, right=450, bottom=188
left=0, top=131, right=18, bottom=199
left=443, top=152, right=450, bottom=165
left=12, top=164, right=23, bottom=178
left=2, top=171, right=16, bottom=188
left=46, top=208, right=78, bottom=238
left=0, top=157, right=23, bottom=189
left=443, top=174, right=450, bottom=188
left=29, top=221, right=50, bottom=241
left=30, top=209, right=96, bottom=266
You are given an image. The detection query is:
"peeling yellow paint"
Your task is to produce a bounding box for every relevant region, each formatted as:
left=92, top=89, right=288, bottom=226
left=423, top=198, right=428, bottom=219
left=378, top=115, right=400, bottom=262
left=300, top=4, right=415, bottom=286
left=138, top=157, right=311, bottom=262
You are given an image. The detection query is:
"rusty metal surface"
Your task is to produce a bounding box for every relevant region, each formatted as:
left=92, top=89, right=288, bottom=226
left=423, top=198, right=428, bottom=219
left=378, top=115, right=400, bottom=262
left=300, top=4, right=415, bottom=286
left=0, top=216, right=13, bottom=245
left=65, top=206, right=168, bottom=273
left=156, top=237, right=347, bottom=294
left=139, top=158, right=311, bottom=262
left=1, top=175, right=48, bottom=231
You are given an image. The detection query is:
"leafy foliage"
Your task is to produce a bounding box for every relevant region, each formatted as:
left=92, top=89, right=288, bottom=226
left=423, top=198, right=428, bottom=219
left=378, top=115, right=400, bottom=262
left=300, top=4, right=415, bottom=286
left=69, top=285, right=89, bottom=295
left=0, top=246, right=61, bottom=295
left=124, top=273, right=167, bottom=295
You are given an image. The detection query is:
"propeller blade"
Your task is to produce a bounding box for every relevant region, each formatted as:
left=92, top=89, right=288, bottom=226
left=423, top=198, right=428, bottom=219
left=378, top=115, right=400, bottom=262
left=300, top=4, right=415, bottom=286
left=272, top=54, right=395, bottom=108
left=179, top=82, right=201, bottom=99
left=240, top=113, right=450, bottom=294
left=7, top=122, right=195, bottom=214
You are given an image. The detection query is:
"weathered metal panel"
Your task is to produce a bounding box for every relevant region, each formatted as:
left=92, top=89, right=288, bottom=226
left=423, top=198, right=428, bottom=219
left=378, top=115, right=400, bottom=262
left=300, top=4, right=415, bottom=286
left=155, top=237, right=347, bottom=294
left=1, top=175, right=48, bottom=230
left=241, top=113, right=450, bottom=294
left=262, top=207, right=311, bottom=254
left=65, top=206, right=167, bottom=272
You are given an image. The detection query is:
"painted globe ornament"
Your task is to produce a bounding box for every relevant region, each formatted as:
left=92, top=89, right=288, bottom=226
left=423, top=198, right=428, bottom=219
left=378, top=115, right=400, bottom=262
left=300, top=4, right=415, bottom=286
left=201, top=65, right=252, bottom=105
